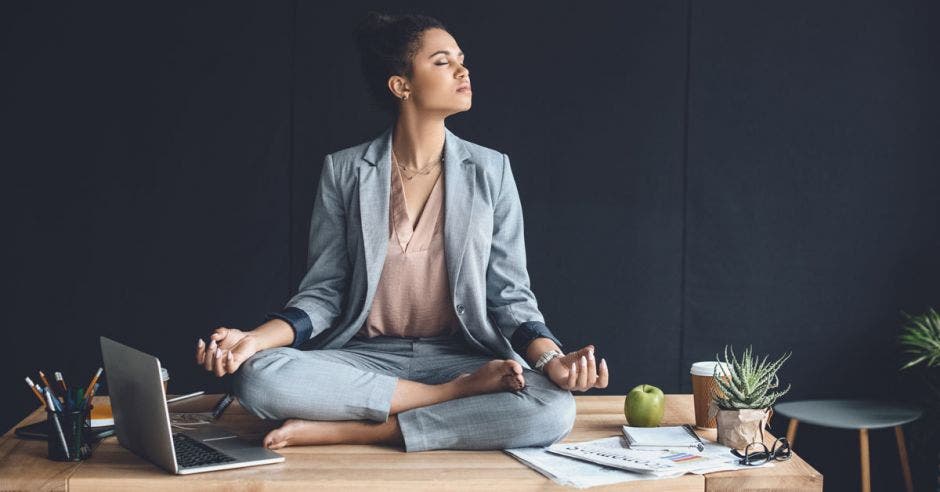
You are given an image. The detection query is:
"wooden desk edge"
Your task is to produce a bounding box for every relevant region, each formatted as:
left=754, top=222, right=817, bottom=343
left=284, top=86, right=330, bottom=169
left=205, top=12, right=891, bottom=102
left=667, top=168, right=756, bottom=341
left=2, top=394, right=823, bottom=491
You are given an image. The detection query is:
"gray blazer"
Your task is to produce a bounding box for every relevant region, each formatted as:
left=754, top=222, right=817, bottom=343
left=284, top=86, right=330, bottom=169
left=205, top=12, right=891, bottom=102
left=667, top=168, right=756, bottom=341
left=265, top=124, right=562, bottom=369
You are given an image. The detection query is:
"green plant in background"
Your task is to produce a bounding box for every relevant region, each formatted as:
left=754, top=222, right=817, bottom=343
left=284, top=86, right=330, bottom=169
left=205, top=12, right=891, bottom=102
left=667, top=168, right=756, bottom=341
left=896, top=307, right=940, bottom=491
left=713, top=345, right=792, bottom=410
left=899, top=307, right=940, bottom=372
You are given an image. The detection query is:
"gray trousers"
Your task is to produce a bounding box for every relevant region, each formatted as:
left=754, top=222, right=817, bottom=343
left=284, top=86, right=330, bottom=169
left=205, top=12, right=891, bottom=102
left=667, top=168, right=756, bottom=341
left=232, top=331, right=577, bottom=452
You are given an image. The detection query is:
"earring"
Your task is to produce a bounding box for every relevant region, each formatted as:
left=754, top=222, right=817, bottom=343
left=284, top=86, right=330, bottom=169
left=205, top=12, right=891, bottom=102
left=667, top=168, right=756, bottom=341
left=402, top=94, right=409, bottom=100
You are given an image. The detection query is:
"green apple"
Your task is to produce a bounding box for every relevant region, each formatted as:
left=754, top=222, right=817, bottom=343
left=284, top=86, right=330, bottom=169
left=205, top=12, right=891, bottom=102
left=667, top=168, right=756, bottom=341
left=624, top=384, right=665, bottom=427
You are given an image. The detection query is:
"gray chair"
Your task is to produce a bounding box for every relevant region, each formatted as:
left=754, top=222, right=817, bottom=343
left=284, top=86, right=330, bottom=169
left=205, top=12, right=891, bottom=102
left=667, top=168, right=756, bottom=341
left=775, top=399, right=923, bottom=492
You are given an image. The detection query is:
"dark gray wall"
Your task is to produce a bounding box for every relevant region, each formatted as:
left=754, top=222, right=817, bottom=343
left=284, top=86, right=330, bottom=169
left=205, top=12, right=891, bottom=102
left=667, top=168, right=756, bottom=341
left=680, top=2, right=940, bottom=489
left=2, top=2, right=937, bottom=490
left=1, top=0, right=294, bottom=433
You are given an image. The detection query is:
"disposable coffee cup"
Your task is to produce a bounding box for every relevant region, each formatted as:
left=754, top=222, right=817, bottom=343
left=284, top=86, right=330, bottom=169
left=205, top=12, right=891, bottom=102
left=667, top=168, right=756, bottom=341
left=690, top=361, right=730, bottom=429
left=160, top=367, right=169, bottom=393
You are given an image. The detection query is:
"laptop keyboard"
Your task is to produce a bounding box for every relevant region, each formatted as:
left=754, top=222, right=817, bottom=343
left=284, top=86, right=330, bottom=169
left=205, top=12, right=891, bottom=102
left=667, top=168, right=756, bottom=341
left=173, top=433, right=237, bottom=468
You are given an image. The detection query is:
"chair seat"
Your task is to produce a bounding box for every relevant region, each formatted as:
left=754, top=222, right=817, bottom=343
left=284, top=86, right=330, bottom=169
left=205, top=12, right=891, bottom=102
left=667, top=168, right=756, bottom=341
left=774, top=399, right=922, bottom=430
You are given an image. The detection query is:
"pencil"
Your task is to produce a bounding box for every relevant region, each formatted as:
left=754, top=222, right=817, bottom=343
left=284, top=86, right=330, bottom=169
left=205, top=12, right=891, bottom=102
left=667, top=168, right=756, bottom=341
left=55, top=371, right=68, bottom=392
left=84, top=367, right=102, bottom=401
left=38, top=370, right=53, bottom=392
left=83, top=382, right=100, bottom=411
left=24, top=377, right=47, bottom=408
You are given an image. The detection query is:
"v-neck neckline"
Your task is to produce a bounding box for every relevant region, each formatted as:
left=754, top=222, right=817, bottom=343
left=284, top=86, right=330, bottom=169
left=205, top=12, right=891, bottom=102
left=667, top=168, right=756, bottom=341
left=392, top=167, right=443, bottom=254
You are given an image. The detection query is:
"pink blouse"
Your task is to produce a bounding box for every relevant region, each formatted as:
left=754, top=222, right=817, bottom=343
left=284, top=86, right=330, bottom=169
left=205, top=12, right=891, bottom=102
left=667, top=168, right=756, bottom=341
left=354, top=165, right=461, bottom=339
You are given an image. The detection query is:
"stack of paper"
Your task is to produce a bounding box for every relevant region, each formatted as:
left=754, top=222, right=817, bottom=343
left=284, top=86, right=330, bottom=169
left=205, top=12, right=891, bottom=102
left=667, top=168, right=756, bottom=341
left=505, top=437, right=684, bottom=489
left=505, top=434, right=775, bottom=489
left=547, top=436, right=732, bottom=476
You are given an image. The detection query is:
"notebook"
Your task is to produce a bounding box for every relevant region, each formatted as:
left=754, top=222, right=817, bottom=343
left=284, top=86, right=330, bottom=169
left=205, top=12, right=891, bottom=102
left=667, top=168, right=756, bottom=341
left=621, top=424, right=705, bottom=452
left=90, top=401, right=114, bottom=427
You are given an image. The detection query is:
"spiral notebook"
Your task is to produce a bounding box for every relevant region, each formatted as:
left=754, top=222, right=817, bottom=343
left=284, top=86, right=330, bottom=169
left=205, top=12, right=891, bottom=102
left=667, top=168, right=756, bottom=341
left=621, top=424, right=705, bottom=452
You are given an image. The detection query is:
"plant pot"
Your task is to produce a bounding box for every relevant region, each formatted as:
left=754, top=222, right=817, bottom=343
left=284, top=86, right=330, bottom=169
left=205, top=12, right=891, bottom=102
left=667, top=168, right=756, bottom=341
left=712, top=406, right=773, bottom=450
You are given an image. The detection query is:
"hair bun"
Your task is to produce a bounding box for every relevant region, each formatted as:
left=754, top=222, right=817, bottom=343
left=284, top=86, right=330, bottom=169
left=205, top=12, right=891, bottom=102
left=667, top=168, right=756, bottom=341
left=363, top=10, right=393, bottom=26
left=354, top=11, right=393, bottom=45
left=351, top=11, right=449, bottom=115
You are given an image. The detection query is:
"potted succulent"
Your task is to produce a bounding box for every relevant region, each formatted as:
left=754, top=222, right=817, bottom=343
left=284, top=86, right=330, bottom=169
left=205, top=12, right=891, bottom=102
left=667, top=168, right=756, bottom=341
left=708, top=345, right=792, bottom=449
left=897, top=308, right=940, bottom=489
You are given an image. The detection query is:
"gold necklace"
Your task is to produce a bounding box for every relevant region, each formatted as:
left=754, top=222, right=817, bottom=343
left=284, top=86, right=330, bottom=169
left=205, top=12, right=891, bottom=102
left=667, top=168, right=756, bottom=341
left=392, top=149, right=443, bottom=181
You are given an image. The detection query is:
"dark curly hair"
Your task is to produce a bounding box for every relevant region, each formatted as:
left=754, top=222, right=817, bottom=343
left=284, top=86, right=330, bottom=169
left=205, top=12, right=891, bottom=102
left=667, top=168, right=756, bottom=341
left=353, top=11, right=449, bottom=116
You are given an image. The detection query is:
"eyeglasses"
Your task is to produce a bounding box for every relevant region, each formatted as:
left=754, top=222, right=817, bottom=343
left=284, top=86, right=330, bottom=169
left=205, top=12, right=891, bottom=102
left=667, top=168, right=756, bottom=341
left=730, top=436, right=792, bottom=466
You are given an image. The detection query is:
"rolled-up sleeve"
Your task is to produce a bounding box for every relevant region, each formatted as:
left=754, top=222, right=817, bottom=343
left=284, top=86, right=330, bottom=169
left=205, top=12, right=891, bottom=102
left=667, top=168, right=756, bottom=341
left=264, top=307, right=313, bottom=349
left=486, top=152, right=563, bottom=356
left=510, top=320, right=564, bottom=356
left=266, top=153, right=351, bottom=348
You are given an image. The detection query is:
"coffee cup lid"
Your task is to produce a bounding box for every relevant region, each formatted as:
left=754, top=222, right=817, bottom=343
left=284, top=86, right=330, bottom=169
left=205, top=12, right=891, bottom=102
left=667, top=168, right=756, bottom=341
left=690, top=361, right=730, bottom=376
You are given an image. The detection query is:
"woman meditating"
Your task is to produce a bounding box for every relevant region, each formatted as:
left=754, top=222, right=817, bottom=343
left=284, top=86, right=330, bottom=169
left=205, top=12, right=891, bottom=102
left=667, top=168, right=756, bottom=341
left=194, top=11, right=609, bottom=452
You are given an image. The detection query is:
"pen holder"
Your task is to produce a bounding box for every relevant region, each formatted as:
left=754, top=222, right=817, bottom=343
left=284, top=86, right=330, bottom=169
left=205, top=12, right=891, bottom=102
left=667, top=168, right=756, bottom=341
left=46, top=404, right=93, bottom=462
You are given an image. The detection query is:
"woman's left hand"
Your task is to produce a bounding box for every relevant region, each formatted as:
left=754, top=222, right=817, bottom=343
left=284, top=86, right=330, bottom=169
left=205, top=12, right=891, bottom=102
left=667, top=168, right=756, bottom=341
left=543, top=345, right=609, bottom=392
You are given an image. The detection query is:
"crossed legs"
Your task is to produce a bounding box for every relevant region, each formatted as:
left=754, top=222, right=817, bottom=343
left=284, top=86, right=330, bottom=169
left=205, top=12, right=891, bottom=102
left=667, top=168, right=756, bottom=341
left=231, top=346, right=544, bottom=451
left=260, top=359, right=528, bottom=449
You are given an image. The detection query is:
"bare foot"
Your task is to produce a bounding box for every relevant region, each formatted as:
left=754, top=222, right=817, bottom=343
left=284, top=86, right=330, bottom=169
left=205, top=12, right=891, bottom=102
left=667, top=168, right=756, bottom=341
left=454, top=359, right=525, bottom=397
left=263, top=419, right=329, bottom=449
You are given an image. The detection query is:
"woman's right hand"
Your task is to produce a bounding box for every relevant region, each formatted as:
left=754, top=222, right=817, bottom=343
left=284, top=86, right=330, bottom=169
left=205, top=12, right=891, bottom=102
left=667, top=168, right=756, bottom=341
left=196, top=327, right=261, bottom=377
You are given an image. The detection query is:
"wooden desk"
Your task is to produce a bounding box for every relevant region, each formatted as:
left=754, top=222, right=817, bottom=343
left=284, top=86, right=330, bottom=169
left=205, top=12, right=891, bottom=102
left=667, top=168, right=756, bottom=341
left=0, top=394, right=822, bottom=491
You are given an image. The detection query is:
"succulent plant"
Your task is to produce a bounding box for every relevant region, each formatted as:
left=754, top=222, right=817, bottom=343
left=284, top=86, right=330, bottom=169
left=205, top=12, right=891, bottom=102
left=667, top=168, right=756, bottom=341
left=898, top=307, right=940, bottom=371
left=712, top=345, right=792, bottom=410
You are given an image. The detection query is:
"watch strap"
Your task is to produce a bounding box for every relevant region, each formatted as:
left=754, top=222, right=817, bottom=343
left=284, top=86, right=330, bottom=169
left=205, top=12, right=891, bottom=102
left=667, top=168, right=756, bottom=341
left=534, top=350, right=564, bottom=373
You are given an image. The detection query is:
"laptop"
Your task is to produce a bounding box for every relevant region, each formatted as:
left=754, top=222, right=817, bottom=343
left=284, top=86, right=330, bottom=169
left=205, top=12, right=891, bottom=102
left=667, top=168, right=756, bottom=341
left=99, top=336, right=285, bottom=474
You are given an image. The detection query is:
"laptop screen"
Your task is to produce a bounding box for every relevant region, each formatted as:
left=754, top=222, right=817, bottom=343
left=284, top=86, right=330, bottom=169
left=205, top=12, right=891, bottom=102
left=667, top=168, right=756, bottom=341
left=100, top=336, right=178, bottom=473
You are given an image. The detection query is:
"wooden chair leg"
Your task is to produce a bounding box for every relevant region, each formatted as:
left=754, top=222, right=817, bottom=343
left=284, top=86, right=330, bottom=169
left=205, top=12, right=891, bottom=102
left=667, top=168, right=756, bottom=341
left=894, top=426, right=913, bottom=492
left=860, top=428, right=870, bottom=492
left=786, top=418, right=799, bottom=448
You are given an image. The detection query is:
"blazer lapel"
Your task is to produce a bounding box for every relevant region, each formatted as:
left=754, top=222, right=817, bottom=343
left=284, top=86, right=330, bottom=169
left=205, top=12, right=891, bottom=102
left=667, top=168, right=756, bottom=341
left=442, top=126, right=475, bottom=294
left=359, top=127, right=392, bottom=301
left=358, top=124, right=474, bottom=303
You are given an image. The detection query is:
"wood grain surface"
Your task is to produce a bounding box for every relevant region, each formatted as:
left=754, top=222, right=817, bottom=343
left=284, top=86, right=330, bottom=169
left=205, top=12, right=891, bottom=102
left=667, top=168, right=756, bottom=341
left=1, top=394, right=822, bottom=491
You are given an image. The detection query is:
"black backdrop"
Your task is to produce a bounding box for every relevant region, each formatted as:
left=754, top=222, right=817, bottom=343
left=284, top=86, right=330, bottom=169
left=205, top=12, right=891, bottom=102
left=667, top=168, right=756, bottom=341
left=2, top=2, right=938, bottom=489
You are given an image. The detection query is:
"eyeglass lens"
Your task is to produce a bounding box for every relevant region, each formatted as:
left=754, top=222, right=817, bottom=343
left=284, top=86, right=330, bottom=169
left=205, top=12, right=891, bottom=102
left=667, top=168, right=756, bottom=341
left=734, top=437, right=792, bottom=466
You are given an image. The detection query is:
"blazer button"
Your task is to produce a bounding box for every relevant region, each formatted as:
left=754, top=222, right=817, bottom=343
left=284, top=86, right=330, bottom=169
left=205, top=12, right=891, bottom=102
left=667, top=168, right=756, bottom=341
left=456, top=304, right=465, bottom=315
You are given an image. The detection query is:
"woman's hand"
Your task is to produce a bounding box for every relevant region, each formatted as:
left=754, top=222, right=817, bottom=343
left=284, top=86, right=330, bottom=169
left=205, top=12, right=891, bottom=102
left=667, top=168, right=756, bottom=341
left=195, top=327, right=260, bottom=377
left=543, top=345, right=609, bottom=392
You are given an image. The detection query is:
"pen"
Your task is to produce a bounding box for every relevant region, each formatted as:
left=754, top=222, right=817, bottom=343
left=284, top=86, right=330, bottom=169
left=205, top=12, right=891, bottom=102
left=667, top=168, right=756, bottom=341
left=84, top=367, right=102, bottom=402
left=44, top=389, right=70, bottom=460
left=45, top=382, right=63, bottom=405
left=211, top=393, right=235, bottom=420
left=24, top=377, right=47, bottom=408
left=43, top=387, right=63, bottom=412
left=166, top=390, right=205, bottom=404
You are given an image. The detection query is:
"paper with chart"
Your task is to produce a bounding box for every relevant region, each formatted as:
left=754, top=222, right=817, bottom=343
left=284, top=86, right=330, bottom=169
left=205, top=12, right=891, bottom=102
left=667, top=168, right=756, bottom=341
left=505, top=437, right=685, bottom=489
left=506, top=434, right=776, bottom=488
left=547, top=436, right=714, bottom=476
left=553, top=435, right=775, bottom=475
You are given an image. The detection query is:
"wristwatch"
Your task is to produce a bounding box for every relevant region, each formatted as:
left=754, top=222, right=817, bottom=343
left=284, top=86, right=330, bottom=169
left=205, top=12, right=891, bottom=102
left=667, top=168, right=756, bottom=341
left=534, top=350, right=564, bottom=373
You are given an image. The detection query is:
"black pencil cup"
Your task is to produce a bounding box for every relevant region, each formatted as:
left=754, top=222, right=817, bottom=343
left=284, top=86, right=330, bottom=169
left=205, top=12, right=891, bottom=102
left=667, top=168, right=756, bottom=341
left=46, top=404, right=93, bottom=462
